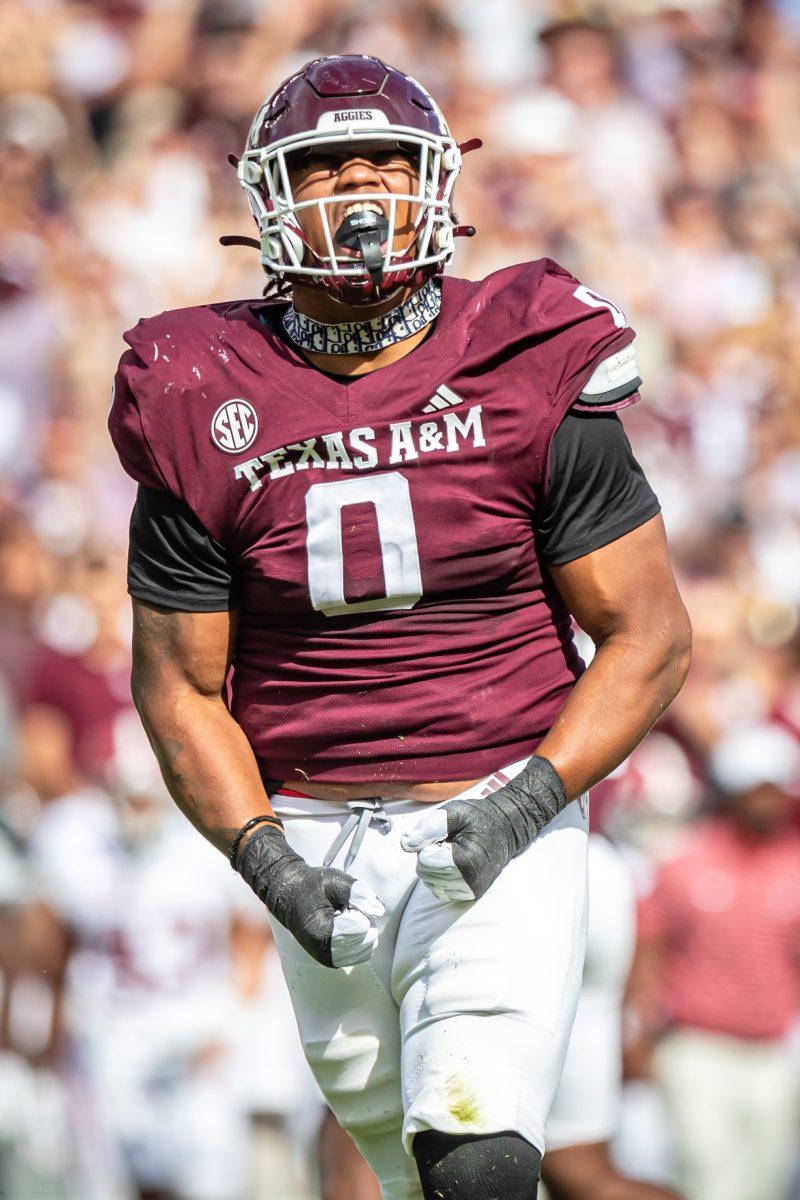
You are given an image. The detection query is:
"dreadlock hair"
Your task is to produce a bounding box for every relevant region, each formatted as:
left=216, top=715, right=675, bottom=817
left=262, top=273, right=293, bottom=301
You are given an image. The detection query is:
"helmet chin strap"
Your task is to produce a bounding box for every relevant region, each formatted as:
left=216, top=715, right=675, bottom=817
left=334, top=210, right=390, bottom=283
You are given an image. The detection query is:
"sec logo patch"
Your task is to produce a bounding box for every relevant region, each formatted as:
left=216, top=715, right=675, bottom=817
left=211, top=399, right=258, bottom=454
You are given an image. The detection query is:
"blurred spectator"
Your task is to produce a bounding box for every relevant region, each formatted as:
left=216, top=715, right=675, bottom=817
left=21, top=548, right=133, bottom=783
left=633, top=722, right=800, bottom=1200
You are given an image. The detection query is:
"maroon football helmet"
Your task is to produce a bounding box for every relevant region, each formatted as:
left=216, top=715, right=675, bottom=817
left=237, top=55, right=467, bottom=300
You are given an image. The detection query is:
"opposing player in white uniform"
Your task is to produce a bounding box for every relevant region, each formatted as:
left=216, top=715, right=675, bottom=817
left=30, top=726, right=251, bottom=1200
left=542, top=835, right=683, bottom=1200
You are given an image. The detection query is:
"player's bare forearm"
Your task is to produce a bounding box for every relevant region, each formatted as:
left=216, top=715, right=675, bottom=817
left=538, top=515, right=692, bottom=800
left=130, top=600, right=274, bottom=855
left=135, top=690, right=268, bottom=854
left=537, top=626, right=689, bottom=798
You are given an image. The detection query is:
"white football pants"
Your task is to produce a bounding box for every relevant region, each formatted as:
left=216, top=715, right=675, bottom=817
left=270, top=759, right=589, bottom=1200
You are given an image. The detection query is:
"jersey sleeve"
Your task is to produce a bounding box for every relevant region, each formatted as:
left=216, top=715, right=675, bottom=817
left=533, top=262, right=639, bottom=411
left=537, top=410, right=661, bottom=564
left=108, top=350, right=174, bottom=492
left=108, top=310, right=244, bottom=549
left=128, top=485, right=239, bottom=611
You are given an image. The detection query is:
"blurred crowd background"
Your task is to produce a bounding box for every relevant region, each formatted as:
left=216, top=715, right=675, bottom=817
left=2, top=0, right=800, bottom=1197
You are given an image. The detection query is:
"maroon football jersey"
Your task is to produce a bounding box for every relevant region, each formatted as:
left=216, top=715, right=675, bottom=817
left=109, top=260, right=636, bottom=785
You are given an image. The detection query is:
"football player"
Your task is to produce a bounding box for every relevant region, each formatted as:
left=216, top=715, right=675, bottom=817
left=109, top=55, right=691, bottom=1200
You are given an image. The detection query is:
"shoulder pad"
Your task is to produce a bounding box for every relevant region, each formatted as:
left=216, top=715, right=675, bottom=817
left=108, top=301, right=251, bottom=496
left=534, top=261, right=636, bottom=408
left=121, top=300, right=244, bottom=370
left=467, top=259, right=637, bottom=410
left=108, top=349, right=171, bottom=491
left=572, top=342, right=641, bottom=412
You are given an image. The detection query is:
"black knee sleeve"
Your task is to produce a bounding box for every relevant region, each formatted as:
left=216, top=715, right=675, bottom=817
left=413, top=1129, right=541, bottom=1200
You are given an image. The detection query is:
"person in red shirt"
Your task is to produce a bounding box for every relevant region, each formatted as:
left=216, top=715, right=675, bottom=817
left=635, top=721, right=800, bottom=1200
left=110, top=55, right=691, bottom=1200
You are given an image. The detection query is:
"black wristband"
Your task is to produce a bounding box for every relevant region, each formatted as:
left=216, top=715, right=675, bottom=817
left=229, top=813, right=285, bottom=869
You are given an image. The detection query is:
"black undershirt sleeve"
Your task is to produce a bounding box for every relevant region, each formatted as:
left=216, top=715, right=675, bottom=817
left=537, top=409, right=661, bottom=564
left=128, top=485, right=238, bottom=611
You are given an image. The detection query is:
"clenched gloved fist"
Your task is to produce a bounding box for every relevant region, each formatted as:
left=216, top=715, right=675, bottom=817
left=237, top=824, right=384, bottom=968
left=401, top=756, right=568, bottom=901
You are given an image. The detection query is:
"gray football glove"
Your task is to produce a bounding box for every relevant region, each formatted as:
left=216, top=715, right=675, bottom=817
left=401, top=756, right=567, bottom=901
left=237, top=824, right=384, bottom=968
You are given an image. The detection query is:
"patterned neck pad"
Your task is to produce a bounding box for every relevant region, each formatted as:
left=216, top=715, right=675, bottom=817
left=282, top=279, right=441, bottom=357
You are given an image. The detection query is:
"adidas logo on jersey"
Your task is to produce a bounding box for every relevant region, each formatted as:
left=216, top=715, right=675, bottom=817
left=422, top=384, right=463, bottom=414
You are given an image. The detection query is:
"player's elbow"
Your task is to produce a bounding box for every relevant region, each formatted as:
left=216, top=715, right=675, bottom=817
left=130, top=660, right=160, bottom=728
left=598, top=589, right=692, bottom=703
left=130, top=654, right=185, bottom=727
left=656, top=594, right=692, bottom=699
left=668, top=594, right=692, bottom=671
left=130, top=658, right=225, bottom=734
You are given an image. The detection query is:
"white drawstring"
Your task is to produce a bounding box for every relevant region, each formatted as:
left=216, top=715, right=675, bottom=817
left=323, top=800, right=394, bottom=871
